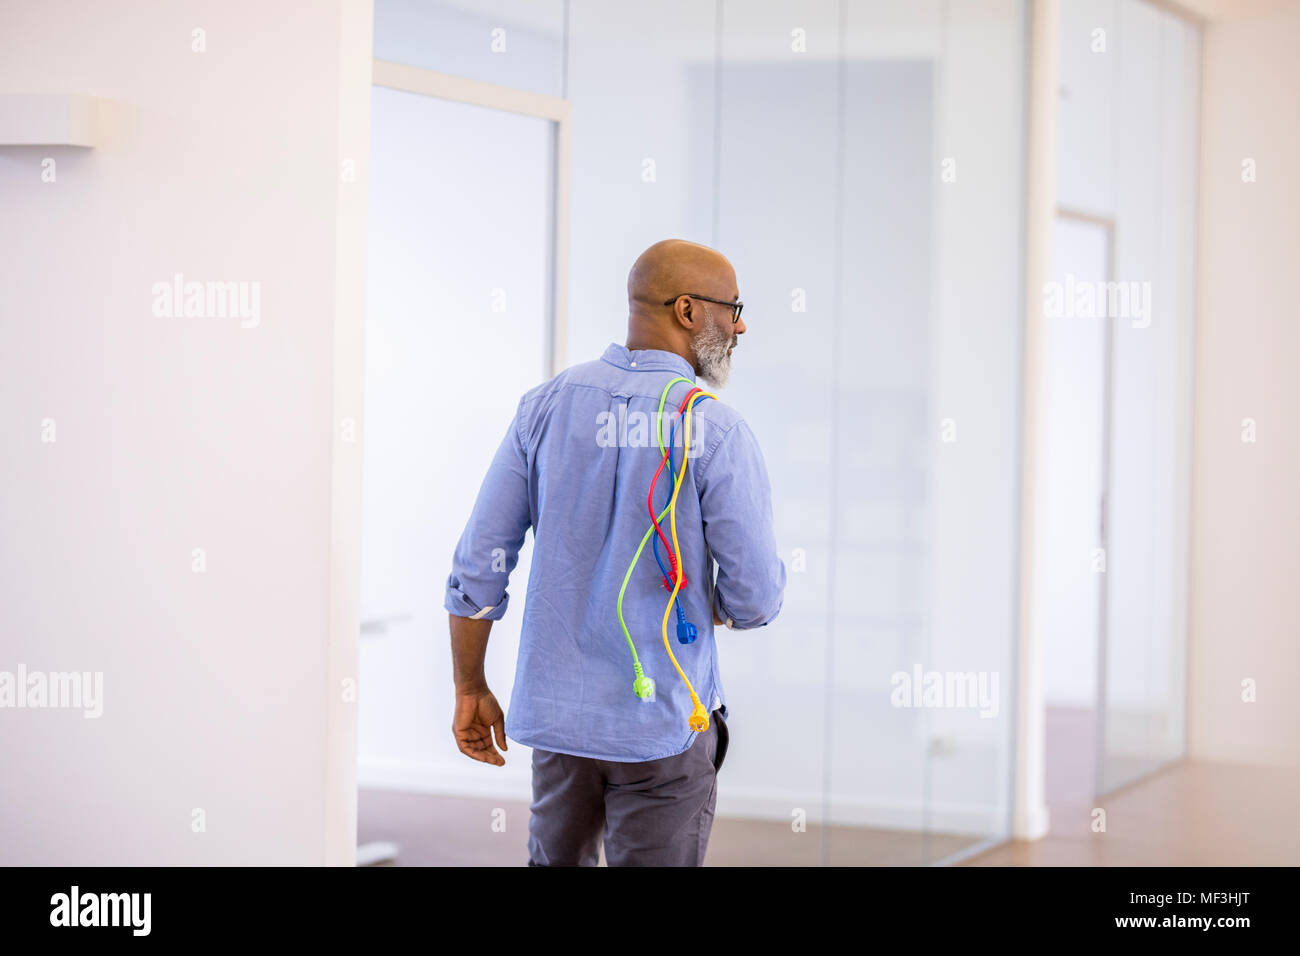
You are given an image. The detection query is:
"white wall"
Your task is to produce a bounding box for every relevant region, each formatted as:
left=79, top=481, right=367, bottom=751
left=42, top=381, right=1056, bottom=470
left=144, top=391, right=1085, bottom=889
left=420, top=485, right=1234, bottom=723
left=1188, top=5, right=1300, bottom=768
left=0, top=0, right=372, bottom=864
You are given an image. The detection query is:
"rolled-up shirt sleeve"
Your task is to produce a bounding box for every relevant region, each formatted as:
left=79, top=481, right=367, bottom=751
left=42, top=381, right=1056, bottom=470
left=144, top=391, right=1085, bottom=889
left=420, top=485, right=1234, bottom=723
left=696, top=419, right=786, bottom=630
left=444, top=401, right=532, bottom=621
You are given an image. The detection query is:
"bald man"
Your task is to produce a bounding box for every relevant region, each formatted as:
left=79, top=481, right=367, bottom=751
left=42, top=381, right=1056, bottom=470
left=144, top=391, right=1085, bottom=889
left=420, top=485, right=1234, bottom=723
left=444, top=239, right=786, bottom=866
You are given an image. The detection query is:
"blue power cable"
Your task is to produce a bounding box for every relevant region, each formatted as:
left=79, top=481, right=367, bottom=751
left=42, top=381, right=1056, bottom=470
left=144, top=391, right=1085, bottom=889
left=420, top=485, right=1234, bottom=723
left=652, top=396, right=710, bottom=644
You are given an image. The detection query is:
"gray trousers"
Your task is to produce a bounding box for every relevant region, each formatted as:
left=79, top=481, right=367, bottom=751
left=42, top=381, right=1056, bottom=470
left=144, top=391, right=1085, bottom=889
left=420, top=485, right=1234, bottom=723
left=526, top=709, right=729, bottom=867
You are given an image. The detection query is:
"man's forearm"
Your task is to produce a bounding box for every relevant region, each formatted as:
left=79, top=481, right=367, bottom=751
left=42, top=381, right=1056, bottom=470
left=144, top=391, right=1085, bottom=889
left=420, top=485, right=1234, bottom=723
left=449, top=614, right=493, bottom=693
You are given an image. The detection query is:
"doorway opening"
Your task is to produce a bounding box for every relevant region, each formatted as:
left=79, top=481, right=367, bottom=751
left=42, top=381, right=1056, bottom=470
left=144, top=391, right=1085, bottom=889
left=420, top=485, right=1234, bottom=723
left=355, top=63, right=569, bottom=865
left=1039, top=210, right=1113, bottom=829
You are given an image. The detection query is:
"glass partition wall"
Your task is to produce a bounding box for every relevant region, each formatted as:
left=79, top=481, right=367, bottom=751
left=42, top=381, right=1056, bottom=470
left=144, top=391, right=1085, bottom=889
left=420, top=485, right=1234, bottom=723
left=367, top=0, right=1029, bottom=865
left=1056, top=0, right=1199, bottom=798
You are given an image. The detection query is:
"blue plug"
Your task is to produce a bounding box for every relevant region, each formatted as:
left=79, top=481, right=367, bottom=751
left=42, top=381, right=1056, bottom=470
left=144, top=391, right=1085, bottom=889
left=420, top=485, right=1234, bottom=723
left=676, top=619, right=698, bottom=644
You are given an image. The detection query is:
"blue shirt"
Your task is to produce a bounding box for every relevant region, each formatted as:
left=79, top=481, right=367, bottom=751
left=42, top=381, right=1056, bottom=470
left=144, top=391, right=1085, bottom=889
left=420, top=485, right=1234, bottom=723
left=445, top=343, right=786, bottom=761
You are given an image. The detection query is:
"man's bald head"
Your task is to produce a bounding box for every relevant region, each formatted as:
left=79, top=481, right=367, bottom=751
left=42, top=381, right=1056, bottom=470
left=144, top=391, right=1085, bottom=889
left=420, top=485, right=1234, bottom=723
left=624, top=239, right=745, bottom=389
left=627, top=239, right=736, bottom=312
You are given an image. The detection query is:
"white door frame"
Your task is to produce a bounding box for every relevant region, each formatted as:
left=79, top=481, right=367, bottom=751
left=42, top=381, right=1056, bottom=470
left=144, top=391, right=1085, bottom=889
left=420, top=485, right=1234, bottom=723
left=371, top=59, right=571, bottom=378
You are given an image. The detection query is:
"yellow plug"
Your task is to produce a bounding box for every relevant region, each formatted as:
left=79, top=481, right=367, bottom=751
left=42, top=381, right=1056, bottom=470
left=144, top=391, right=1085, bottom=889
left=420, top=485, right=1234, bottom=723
left=689, top=701, right=710, bottom=733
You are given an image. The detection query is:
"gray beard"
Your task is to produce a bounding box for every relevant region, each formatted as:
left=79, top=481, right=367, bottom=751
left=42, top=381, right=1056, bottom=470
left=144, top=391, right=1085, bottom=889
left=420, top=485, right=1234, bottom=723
left=691, top=318, right=732, bottom=389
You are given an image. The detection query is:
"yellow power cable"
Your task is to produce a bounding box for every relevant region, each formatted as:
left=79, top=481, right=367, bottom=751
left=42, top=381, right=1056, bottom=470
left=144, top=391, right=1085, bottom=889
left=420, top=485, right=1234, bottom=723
left=661, top=389, right=717, bottom=733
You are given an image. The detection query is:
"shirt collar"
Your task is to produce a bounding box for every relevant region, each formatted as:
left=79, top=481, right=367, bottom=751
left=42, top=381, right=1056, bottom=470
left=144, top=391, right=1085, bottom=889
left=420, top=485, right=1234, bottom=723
left=601, top=343, right=696, bottom=381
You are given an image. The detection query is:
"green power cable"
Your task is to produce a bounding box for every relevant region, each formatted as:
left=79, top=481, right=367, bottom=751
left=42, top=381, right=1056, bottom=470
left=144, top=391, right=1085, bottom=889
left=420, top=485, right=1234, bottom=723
left=616, top=375, right=692, bottom=700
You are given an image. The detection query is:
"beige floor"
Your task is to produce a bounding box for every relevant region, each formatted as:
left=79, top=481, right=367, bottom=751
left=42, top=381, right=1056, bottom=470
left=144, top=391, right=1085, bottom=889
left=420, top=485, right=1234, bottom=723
left=357, top=788, right=984, bottom=866
left=962, top=758, right=1300, bottom=867
left=358, top=710, right=1299, bottom=866
left=961, top=706, right=1299, bottom=866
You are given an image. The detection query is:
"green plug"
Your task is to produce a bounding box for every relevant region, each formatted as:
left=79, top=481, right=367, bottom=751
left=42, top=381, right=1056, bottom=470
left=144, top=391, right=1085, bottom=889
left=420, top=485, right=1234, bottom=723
left=633, top=675, right=656, bottom=700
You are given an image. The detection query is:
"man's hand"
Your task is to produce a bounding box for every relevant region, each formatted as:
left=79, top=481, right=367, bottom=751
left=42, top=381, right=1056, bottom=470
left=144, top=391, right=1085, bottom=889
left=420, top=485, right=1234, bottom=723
left=449, top=614, right=506, bottom=765
left=452, top=687, right=507, bottom=766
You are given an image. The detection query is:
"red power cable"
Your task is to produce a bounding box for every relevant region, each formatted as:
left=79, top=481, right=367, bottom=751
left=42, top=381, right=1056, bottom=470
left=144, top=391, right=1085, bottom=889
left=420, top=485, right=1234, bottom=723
left=646, top=386, right=703, bottom=590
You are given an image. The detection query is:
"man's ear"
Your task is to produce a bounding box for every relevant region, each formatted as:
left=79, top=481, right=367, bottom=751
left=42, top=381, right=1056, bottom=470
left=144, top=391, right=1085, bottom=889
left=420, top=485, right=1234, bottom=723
left=672, top=297, right=697, bottom=331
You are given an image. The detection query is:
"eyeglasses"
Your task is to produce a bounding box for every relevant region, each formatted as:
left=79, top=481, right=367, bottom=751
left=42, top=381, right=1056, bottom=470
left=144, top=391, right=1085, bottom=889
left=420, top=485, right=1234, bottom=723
left=663, top=293, right=743, bottom=324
